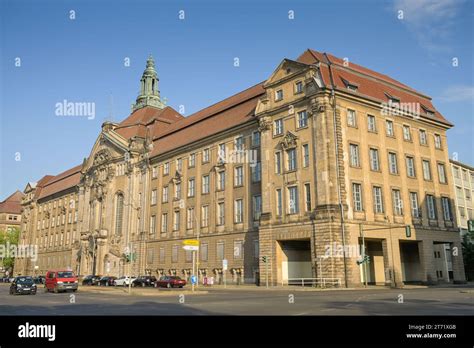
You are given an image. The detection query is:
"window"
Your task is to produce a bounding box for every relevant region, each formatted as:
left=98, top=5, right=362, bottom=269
left=410, top=192, right=420, bottom=218
left=151, top=189, right=157, bottom=205
left=176, top=158, right=183, bottom=172
left=438, top=163, right=447, bottom=184
left=295, top=81, right=303, bottom=94
left=276, top=189, right=283, bottom=217
left=203, top=148, right=210, bottom=163
left=217, top=242, right=225, bottom=261
left=453, top=167, right=460, bottom=179
left=373, top=186, right=384, bottom=213
left=161, top=213, right=168, bottom=233
left=426, top=195, right=436, bottom=220
left=297, top=110, right=308, bottom=128
left=185, top=249, right=192, bottom=263
left=275, top=89, right=283, bottom=101
left=302, top=144, right=310, bottom=168
left=253, top=195, right=262, bottom=221
left=352, top=183, right=363, bottom=212
left=463, top=170, right=468, bottom=181
left=406, top=156, right=415, bottom=178
left=388, top=152, right=398, bottom=174
left=392, top=189, right=403, bottom=215
left=200, top=243, right=208, bottom=261
left=252, top=162, right=261, bottom=182
left=275, top=152, right=282, bottom=174
left=347, top=109, right=356, bottom=127
left=234, top=166, right=243, bottom=186
left=115, top=193, right=124, bottom=236
left=441, top=197, right=452, bottom=221
left=218, top=171, right=226, bottom=190
left=419, top=130, right=427, bottom=145
left=252, top=131, right=260, bottom=147
left=456, top=186, right=463, bottom=199
left=234, top=199, right=243, bottom=223
left=367, top=115, right=376, bottom=132
left=189, top=153, right=196, bottom=168
left=235, top=136, right=244, bottom=152
left=202, top=175, right=210, bottom=194
left=287, top=148, right=297, bottom=171
left=201, top=205, right=209, bottom=227
left=188, top=178, right=195, bottom=197
left=369, top=148, right=379, bottom=171
left=187, top=208, right=194, bottom=229
left=288, top=186, right=299, bottom=214
left=350, top=144, right=360, bottom=167
left=164, top=162, right=170, bottom=175
left=234, top=240, right=243, bottom=259
left=149, top=215, right=156, bottom=236
left=459, top=207, right=466, bottom=218
left=304, top=183, right=312, bottom=212
left=274, top=119, right=283, bottom=135
left=152, top=166, right=158, bottom=179
left=162, top=186, right=169, bottom=203
left=172, top=245, right=178, bottom=263
left=173, top=211, right=180, bottom=231
left=174, top=182, right=181, bottom=199
left=434, top=134, right=442, bottom=149
left=422, top=160, right=432, bottom=180
left=217, top=202, right=225, bottom=225
left=218, top=143, right=226, bottom=163
left=465, top=189, right=471, bottom=201
left=386, top=120, right=394, bottom=136
left=403, top=125, right=411, bottom=141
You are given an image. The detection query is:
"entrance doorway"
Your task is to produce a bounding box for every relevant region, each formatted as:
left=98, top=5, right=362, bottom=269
left=277, top=240, right=312, bottom=284
left=360, top=240, right=385, bottom=285
left=400, top=241, right=422, bottom=284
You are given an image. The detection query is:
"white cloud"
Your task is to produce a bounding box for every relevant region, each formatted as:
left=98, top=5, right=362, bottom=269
left=439, top=85, right=474, bottom=102
left=393, top=0, right=464, bottom=51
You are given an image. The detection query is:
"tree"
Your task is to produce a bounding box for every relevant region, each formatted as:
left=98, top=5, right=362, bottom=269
left=461, top=232, right=474, bottom=281
left=0, top=226, right=20, bottom=275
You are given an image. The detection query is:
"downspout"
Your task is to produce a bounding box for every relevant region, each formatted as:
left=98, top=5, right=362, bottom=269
left=324, top=54, right=349, bottom=288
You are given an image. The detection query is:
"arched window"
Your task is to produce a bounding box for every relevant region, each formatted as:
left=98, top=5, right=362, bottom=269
left=115, top=193, right=124, bottom=236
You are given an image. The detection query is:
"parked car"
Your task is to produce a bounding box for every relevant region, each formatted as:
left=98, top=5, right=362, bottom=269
left=82, top=275, right=102, bottom=286
left=156, top=276, right=186, bottom=288
left=132, top=276, right=157, bottom=287
left=45, top=270, right=78, bottom=293
left=9, top=276, right=37, bottom=295
left=113, top=276, right=137, bottom=287
left=98, top=276, right=117, bottom=287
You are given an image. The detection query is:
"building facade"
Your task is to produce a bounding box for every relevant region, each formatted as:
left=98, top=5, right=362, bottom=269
left=16, top=50, right=466, bottom=286
left=450, top=159, right=474, bottom=237
left=0, top=190, right=23, bottom=232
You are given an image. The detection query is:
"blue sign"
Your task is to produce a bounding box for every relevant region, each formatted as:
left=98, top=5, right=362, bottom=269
left=191, top=275, right=197, bottom=285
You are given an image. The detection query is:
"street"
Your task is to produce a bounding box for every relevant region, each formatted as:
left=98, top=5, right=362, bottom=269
left=0, top=284, right=472, bottom=315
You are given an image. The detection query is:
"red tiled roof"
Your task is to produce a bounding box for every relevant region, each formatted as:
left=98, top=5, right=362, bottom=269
left=297, top=49, right=452, bottom=127
left=37, top=165, right=82, bottom=200
left=150, top=83, right=265, bottom=157
left=0, top=190, right=24, bottom=214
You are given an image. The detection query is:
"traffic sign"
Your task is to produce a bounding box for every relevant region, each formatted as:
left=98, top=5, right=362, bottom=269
left=222, top=259, right=228, bottom=270
left=183, top=239, right=200, bottom=247
left=183, top=245, right=199, bottom=251
left=191, top=275, right=197, bottom=285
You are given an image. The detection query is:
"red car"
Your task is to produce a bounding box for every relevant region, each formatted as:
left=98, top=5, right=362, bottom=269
left=45, top=270, right=78, bottom=293
left=156, top=276, right=186, bottom=288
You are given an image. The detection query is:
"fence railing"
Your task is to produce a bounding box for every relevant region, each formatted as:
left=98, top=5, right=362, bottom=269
left=281, top=277, right=341, bottom=288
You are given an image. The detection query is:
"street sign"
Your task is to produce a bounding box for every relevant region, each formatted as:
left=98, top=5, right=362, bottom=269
left=183, top=245, right=199, bottom=251
left=222, top=259, right=228, bottom=271
left=468, top=220, right=474, bottom=233
left=405, top=225, right=411, bottom=238
left=191, top=275, right=197, bottom=285
left=183, top=239, right=200, bottom=247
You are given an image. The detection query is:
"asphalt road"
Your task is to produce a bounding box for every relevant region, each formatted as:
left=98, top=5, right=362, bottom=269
left=0, top=284, right=472, bottom=315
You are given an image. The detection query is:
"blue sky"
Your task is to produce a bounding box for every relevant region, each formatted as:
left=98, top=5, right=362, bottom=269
left=1, top=0, right=473, bottom=200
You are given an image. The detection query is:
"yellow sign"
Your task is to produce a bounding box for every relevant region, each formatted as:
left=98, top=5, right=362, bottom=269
left=183, top=239, right=200, bottom=247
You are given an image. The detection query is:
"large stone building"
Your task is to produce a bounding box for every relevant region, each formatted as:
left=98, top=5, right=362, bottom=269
left=0, top=190, right=23, bottom=232
left=16, top=49, right=466, bottom=286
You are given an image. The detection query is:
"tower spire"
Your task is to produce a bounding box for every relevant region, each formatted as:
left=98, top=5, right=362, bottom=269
left=131, top=55, right=165, bottom=112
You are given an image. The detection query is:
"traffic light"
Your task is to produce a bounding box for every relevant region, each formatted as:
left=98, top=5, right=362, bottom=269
left=261, top=256, right=267, bottom=263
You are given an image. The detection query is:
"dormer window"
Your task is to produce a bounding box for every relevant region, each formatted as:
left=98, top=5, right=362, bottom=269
left=275, top=89, right=283, bottom=101
left=421, top=105, right=435, bottom=118
left=347, top=84, right=358, bottom=92
left=342, top=78, right=358, bottom=92
left=385, top=93, right=400, bottom=105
